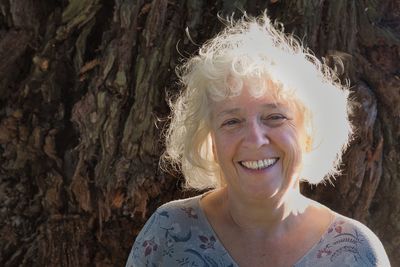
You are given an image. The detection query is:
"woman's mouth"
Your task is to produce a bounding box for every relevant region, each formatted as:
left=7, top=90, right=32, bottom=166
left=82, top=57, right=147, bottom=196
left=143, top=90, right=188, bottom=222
left=239, top=158, right=279, bottom=170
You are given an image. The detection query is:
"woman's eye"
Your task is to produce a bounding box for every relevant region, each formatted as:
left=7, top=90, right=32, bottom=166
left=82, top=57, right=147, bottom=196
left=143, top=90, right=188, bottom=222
left=263, top=114, right=288, bottom=126
left=222, top=119, right=241, bottom=127
left=269, top=114, right=287, bottom=120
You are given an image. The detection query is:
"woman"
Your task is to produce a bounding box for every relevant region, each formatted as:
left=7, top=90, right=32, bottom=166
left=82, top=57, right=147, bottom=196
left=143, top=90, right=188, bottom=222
left=126, top=13, right=390, bottom=267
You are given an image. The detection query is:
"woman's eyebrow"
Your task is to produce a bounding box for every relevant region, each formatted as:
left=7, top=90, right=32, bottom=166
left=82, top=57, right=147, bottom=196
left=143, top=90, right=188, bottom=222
left=261, top=103, right=280, bottom=110
left=216, top=108, right=241, bottom=118
left=216, top=103, right=283, bottom=118
left=262, top=103, right=291, bottom=114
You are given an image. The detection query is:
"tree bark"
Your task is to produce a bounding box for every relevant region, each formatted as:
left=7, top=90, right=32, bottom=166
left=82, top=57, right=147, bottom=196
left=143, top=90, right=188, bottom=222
left=0, top=0, right=398, bottom=266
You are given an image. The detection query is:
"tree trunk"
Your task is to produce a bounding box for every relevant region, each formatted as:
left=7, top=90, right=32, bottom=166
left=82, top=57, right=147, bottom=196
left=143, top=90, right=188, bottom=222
left=0, top=0, right=398, bottom=266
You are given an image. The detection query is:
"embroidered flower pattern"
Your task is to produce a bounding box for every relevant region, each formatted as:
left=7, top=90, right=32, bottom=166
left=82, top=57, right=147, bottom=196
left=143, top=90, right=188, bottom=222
left=176, top=257, right=190, bottom=265
left=199, top=235, right=216, bottom=250
left=315, top=220, right=377, bottom=265
left=162, top=245, right=174, bottom=257
left=181, top=207, right=198, bottom=219
left=142, top=237, right=158, bottom=257
left=317, top=246, right=332, bottom=258
left=328, top=220, right=345, bottom=234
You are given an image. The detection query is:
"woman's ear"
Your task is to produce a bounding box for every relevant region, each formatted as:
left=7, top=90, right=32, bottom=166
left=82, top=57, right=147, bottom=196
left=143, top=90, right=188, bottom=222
left=301, top=118, right=313, bottom=153
left=304, top=135, right=313, bottom=153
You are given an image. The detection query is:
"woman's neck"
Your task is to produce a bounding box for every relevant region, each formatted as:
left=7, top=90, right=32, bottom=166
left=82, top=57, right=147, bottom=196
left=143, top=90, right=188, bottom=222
left=222, top=186, right=311, bottom=235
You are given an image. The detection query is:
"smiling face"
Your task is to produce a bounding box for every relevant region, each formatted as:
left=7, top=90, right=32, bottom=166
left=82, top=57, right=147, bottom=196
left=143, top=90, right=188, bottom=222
left=210, top=86, right=304, bottom=200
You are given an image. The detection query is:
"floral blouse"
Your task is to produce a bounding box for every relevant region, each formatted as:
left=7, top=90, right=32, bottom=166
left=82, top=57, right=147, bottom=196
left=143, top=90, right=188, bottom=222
left=125, top=195, right=390, bottom=267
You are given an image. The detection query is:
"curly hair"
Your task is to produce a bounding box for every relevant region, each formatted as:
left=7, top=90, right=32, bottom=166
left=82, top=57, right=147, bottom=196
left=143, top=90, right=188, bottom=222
left=161, top=12, right=353, bottom=190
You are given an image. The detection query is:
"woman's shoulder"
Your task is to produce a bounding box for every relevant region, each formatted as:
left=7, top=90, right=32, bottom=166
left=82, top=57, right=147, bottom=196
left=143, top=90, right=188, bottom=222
left=135, top=194, right=204, bottom=238
left=312, top=213, right=390, bottom=266
left=158, top=194, right=202, bottom=212
left=332, top=214, right=387, bottom=250
left=125, top=195, right=212, bottom=267
left=145, top=195, right=202, bottom=225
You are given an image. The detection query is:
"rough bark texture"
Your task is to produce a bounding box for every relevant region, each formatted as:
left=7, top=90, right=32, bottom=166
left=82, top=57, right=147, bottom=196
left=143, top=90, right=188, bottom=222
left=0, top=0, right=398, bottom=266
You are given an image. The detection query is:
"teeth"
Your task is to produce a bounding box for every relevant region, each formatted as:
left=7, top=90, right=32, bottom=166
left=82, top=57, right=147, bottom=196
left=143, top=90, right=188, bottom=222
left=241, top=158, right=277, bottom=170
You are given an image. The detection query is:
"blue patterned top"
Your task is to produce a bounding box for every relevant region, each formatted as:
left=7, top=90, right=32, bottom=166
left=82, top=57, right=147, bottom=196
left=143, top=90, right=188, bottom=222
left=126, top=195, right=390, bottom=267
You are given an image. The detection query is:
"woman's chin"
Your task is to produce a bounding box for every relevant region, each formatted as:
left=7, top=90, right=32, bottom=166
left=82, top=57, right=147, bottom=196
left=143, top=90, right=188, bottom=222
left=235, top=168, right=285, bottom=198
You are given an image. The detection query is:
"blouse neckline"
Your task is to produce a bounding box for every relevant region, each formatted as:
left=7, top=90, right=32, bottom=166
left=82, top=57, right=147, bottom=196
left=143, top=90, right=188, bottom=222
left=193, top=193, right=339, bottom=266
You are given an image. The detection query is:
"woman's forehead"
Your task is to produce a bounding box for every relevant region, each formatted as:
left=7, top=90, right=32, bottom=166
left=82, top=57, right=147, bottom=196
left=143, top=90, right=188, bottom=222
left=211, top=94, right=292, bottom=117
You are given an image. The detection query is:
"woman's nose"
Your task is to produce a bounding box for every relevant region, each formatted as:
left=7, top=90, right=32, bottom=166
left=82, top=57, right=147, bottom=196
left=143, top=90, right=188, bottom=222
left=243, top=120, right=270, bottom=148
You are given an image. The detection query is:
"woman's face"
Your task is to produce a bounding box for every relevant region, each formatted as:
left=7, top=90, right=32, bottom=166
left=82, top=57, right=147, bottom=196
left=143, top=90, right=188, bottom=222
left=210, top=87, right=303, bottom=200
